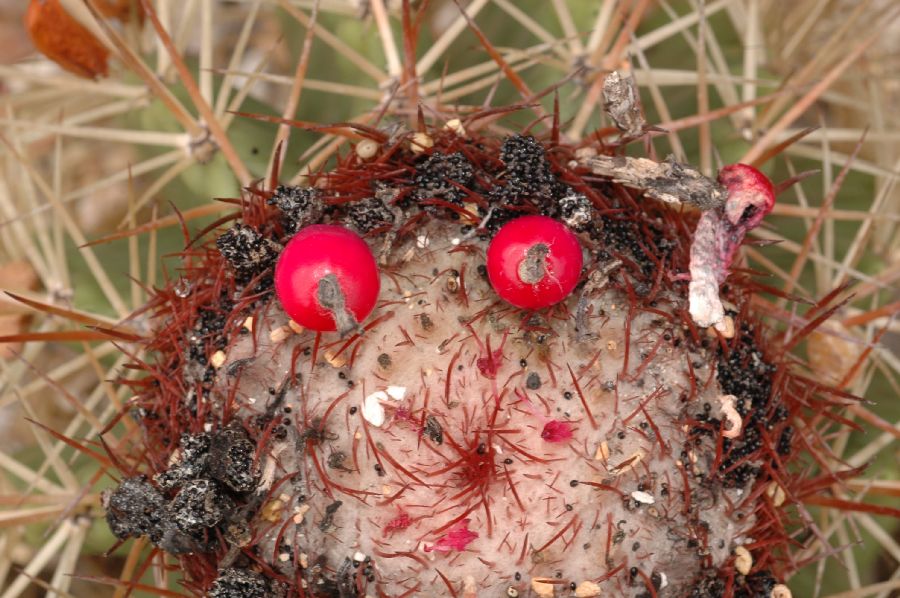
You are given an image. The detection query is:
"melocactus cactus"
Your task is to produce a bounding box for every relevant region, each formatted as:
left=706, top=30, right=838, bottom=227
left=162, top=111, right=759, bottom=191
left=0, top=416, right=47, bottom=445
left=103, top=117, right=830, bottom=598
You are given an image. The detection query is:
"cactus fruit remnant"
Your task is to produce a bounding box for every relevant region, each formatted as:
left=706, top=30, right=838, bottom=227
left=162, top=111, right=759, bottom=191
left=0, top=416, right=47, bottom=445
left=101, top=108, right=846, bottom=597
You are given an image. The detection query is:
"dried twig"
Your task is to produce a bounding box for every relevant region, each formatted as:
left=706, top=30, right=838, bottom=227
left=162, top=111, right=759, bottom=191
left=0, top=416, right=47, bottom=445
left=581, top=155, right=726, bottom=211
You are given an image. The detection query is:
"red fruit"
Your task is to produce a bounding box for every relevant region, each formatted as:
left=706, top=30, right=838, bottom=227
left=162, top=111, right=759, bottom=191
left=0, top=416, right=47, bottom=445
left=718, top=163, right=776, bottom=230
left=274, top=225, right=379, bottom=333
left=486, top=215, right=583, bottom=309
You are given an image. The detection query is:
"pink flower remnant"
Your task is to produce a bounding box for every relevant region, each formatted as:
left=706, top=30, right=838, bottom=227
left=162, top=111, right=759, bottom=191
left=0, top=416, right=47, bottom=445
left=689, top=164, right=775, bottom=329
left=383, top=512, right=412, bottom=537
left=541, top=419, right=573, bottom=443
left=476, top=347, right=504, bottom=379
left=424, top=519, right=478, bottom=552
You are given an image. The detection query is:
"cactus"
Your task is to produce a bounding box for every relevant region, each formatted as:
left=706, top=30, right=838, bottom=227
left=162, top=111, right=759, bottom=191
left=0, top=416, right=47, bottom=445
left=1, top=2, right=898, bottom=597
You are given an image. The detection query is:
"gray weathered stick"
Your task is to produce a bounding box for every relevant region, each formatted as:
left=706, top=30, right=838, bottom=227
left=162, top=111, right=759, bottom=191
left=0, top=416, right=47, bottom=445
left=582, top=155, right=727, bottom=211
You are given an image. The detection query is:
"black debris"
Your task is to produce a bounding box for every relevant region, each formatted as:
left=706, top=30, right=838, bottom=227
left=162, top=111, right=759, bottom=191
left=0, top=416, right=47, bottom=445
left=209, top=425, right=259, bottom=493
left=424, top=415, right=443, bottom=444
left=104, top=476, right=167, bottom=544
left=207, top=568, right=271, bottom=598
left=493, top=134, right=567, bottom=203
left=170, top=478, right=234, bottom=533
left=216, top=224, right=281, bottom=281
left=413, top=151, right=475, bottom=210
left=558, top=190, right=593, bottom=231
left=154, top=432, right=211, bottom=490
left=268, top=185, right=324, bottom=234
left=347, top=196, right=395, bottom=233
left=319, top=500, right=343, bottom=532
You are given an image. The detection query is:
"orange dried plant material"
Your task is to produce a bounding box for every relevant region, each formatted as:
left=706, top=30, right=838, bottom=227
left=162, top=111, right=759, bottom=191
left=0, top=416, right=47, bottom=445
left=807, top=322, right=864, bottom=389
left=0, top=260, right=40, bottom=360
left=25, top=0, right=110, bottom=79
left=95, top=0, right=143, bottom=22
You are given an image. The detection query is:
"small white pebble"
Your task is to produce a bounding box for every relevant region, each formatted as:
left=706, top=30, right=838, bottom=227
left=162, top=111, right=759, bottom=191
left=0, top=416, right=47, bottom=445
left=766, top=481, right=786, bottom=507
left=530, top=578, right=555, bottom=598
left=771, top=584, right=792, bottom=598
left=353, top=551, right=366, bottom=563
left=292, top=504, right=311, bottom=524
left=659, top=572, right=668, bottom=588
left=386, top=385, right=407, bottom=400
left=734, top=545, right=753, bottom=575
left=715, top=314, right=736, bottom=338
left=575, top=580, right=602, bottom=597
left=719, top=394, right=743, bottom=439
left=299, top=552, right=309, bottom=568
left=631, top=490, right=655, bottom=504
left=451, top=238, right=460, bottom=246
left=462, top=576, right=477, bottom=598
left=363, top=391, right=389, bottom=426
left=269, top=326, right=289, bottom=343
left=242, top=316, right=254, bottom=331
left=278, top=552, right=291, bottom=562
left=410, top=132, right=433, bottom=154
left=356, top=139, right=380, bottom=160
left=444, top=118, right=466, bottom=136
left=287, top=320, right=304, bottom=334
left=261, top=498, right=285, bottom=522
left=416, top=234, right=430, bottom=248
left=324, top=349, right=347, bottom=368
left=210, top=350, right=226, bottom=368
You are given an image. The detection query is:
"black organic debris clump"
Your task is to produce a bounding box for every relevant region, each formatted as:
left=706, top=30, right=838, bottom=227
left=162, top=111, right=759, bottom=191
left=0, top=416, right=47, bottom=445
left=105, top=425, right=259, bottom=557
left=688, top=569, right=727, bottom=597
left=154, top=431, right=211, bottom=490
left=495, top=134, right=567, bottom=202
left=103, top=475, right=196, bottom=555
left=557, top=189, right=594, bottom=231
left=170, top=478, right=234, bottom=533
left=413, top=151, right=476, bottom=212
left=347, top=196, right=395, bottom=232
left=209, top=424, right=260, bottom=492
left=216, top=224, right=281, bottom=282
left=591, top=209, right=672, bottom=284
left=268, top=185, right=324, bottom=234
left=716, top=325, right=781, bottom=487
left=104, top=476, right=168, bottom=544
left=735, top=571, right=779, bottom=598
left=207, top=568, right=273, bottom=598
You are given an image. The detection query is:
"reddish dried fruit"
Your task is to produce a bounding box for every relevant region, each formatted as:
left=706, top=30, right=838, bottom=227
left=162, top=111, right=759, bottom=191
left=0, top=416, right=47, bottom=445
left=486, top=215, right=583, bottom=309
left=689, top=164, right=776, bottom=328
left=25, top=0, right=109, bottom=79
left=274, top=225, right=380, bottom=333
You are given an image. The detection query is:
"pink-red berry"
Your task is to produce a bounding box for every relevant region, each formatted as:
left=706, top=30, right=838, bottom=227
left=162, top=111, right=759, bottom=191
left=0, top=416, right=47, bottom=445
left=486, top=215, right=583, bottom=309
left=274, top=225, right=380, bottom=333
left=718, top=163, right=776, bottom=229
